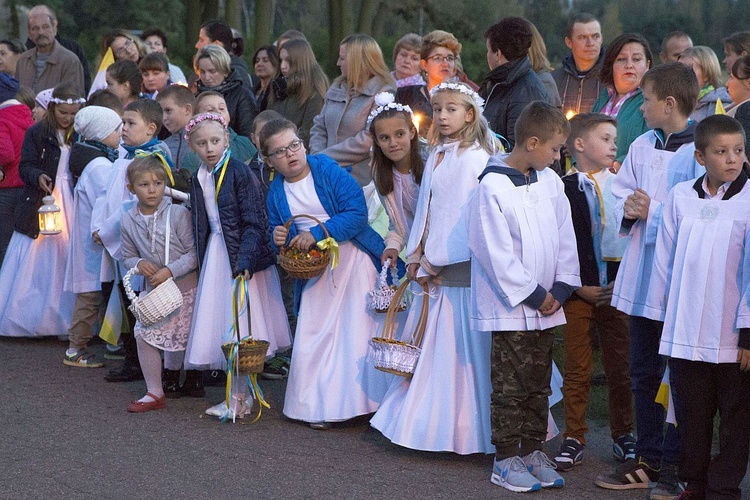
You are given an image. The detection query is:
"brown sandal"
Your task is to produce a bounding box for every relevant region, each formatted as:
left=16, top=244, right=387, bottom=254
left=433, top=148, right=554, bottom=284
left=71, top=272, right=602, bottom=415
left=127, top=392, right=166, bottom=413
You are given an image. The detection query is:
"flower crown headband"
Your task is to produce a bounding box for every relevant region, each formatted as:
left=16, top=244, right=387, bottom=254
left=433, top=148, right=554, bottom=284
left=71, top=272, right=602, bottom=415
left=184, top=112, right=228, bottom=141
left=429, top=82, right=485, bottom=112
left=366, top=92, right=413, bottom=127
left=50, top=97, right=86, bottom=105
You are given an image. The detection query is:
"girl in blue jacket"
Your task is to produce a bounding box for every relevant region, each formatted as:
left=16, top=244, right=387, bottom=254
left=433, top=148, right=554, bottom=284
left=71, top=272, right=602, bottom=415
left=184, top=113, right=291, bottom=418
left=262, top=118, right=390, bottom=430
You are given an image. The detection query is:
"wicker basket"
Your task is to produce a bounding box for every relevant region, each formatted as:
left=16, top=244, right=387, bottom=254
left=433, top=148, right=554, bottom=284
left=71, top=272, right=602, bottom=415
left=278, top=214, right=331, bottom=279
left=368, top=259, right=406, bottom=313
left=223, top=277, right=270, bottom=375
left=370, top=279, right=429, bottom=377
left=222, top=339, right=269, bottom=375
left=123, top=267, right=183, bottom=327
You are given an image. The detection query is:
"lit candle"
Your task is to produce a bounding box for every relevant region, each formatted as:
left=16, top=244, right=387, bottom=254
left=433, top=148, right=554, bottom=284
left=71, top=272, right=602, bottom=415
left=412, top=113, right=422, bottom=134
left=565, top=110, right=576, bottom=120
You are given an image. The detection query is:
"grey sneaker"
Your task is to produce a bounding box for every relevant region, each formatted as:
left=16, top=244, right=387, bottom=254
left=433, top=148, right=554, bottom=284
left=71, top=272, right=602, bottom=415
left=650, top=463, right=685, bottom=500
left=523, top=450, right=565, bottom=488
left=490, top=456, right=542, bottom=493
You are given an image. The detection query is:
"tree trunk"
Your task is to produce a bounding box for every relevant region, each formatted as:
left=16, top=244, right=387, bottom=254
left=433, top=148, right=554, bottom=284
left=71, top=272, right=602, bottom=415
left=357, top=0, right=380, bottom=34
left=203, top=0, right=219, bottom=21
left=254, top=0, right=276, bottom=51
left=185, top=0, right=203, bottom=45
left=226, top=0, right=242, bottom=29
left=328, top=0, right=343, bottom=74
left=371, top=2, right=388, bottom=39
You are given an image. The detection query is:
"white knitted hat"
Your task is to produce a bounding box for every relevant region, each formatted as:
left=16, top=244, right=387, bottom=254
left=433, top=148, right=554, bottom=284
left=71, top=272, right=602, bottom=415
left=74, top=106, right=122, bottom=142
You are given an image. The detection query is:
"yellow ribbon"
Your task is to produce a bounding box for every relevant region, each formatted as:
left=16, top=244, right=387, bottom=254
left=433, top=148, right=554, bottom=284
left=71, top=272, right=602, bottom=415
left=316, top=237, right=339, bottom=270
left=135, top=150, right=175, bottom=187
left=213, top=153, right=231, bottom=203
left=715, top=98, right=726, bottom=115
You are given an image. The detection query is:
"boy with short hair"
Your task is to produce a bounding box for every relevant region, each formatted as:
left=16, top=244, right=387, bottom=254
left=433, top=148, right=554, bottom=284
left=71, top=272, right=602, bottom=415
left=646, top=115, right=750, bottom=499
left=596, top=62, right=703, bottom=496
left=249, top=109, right=284, bottom=199
left=555, top=113, right=635, bottom=471
left=156, top=84, right=195, bottom=190
left=92, top=98, right=172, bottom=383
left=467, top=101, right=580, bottom=493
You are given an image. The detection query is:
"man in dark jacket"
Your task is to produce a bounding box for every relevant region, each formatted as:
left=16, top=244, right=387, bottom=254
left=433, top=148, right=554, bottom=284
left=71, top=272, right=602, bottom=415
left=480, top=17, right=551, bottom=149
left=551, top=13, right=605, bottom=117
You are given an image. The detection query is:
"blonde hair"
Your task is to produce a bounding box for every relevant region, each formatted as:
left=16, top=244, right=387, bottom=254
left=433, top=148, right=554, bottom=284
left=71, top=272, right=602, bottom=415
left=526, top=21, right=553, bottom=73
left=278, top=38, right=328, bottom=105
left=420, top=30, right=462, bottom=60
left=337, top=34, right=394, bottom=93
left=682, top=46, right=723, bottom=89
left=193, top=44, right=231, bottom=77
left=427, top=83, right=501, bottom=155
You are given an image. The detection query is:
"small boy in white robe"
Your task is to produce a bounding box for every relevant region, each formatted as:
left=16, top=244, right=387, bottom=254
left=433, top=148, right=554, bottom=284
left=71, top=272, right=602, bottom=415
left=63, top=106, right=122, bottom=367
left=467, top=102, right=580, bottom=493
left=645, top=115, right=750, bottom=499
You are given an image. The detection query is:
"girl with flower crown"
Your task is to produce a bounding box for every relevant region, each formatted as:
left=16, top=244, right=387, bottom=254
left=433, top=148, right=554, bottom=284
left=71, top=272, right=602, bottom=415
left=370, top=82, right=501, bottom=454
left=368, top=92, right=424, bottom=265
left=184, top=112, right=291, bottom=416
left=0, top=82, right=83, bottom=338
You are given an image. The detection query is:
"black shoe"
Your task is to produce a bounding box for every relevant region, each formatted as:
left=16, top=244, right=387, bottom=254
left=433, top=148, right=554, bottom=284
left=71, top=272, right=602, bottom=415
left=162, top=369, right=182, bottom=399
left=180, top=370, right=205, bottom=397
left=203, top=369, right=226, bottom=387
left=104, top=363, right=144, bottom=382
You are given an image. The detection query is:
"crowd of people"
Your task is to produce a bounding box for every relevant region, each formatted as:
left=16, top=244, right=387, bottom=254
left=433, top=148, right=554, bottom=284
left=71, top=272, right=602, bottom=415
left=1, top=4, right=750, bottom=499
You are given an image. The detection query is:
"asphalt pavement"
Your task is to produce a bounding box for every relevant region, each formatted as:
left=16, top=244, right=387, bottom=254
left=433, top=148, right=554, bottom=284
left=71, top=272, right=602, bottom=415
left=1, top=336, right=747, bottom=499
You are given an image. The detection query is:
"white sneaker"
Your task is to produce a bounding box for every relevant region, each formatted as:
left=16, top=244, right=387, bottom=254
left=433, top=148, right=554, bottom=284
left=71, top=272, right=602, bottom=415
left=490, top=456, right=542, bottom=493
left=523, top=450, right=565, bottom=488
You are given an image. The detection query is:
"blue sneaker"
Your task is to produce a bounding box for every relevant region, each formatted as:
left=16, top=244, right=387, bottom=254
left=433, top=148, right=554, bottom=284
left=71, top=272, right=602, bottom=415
left=490, top=456, right=542, bottom=493
left=613, top=433, right=636, bottom=462
left=523, top=450, right=565, bottom=488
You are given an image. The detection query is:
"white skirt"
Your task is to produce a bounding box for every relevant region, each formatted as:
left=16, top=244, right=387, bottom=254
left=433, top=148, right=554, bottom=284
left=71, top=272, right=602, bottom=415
left=0, top=148, right=76, bottom=338
left=370, top=284, right=495, bottom=454
left=283, top=242, right=390, bottom=423
left=185, top=230, right=291, bottom=369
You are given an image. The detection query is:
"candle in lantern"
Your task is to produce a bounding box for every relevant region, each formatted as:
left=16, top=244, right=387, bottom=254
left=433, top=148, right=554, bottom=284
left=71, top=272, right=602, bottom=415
left=565, top=110, right=576, bottom=120
left=38, top=195, right=62, bottom=235
left=412, top=113, right=422, bottom=134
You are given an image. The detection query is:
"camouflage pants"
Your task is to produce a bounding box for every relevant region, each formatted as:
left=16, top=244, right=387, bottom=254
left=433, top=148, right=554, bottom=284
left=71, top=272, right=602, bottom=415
left=491, top=328, right=554, bottom=459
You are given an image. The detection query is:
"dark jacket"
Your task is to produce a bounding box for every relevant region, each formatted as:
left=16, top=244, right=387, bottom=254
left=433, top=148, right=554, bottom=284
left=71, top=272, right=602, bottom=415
left=190, top=156, right=275, bottom=278
left=562, top=173, right=619, bottom=287
left=230, top=54, right=252, bottom=89
left=197, top=69, right=258, bottom=138
left=15, top=122, right=78, bottom=238
left=396, top=84, right=432, bottom=135
left=247, top=152, right=273, bottom=201
left=592, top=88, right=649, bottom=164
left=68, top=140, right=118, bottom=183
left=551, top=51, right=604, bottom=115
left=479, top=57, right=552, bottom=149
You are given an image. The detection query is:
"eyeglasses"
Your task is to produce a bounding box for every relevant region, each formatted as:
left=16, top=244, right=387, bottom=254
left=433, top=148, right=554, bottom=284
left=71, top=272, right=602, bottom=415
left=114, top=39, right=133, bottom=58
left=426, top=54, right=456, bottom=64
left=267, top=139, right=303, bottom=159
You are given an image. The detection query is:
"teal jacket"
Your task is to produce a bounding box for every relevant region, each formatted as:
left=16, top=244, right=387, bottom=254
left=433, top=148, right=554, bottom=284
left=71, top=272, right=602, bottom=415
left=592, top=88, right=650, bottom=164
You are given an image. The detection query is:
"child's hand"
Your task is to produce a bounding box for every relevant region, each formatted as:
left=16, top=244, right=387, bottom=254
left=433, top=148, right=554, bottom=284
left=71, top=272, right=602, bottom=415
left=576, top=286, right=602, bottom=305
left=381, top=248, right=399, bottom=267
left=92, top=230, right=102, bottom=245
left=38, top=173, right=53, bottom=193
left=148, top=267, right=173, bottom=287
left=137, top=260, right=160, bottom=277
left=289, top=231, right=316, bottom=251
left=625, top=188, right=651, bottom=220
left=539, top=292, right=555, bottom=312
left=273, top=225, right=289, bottom=247
left=596, top=282, right=615, bottom=307
left=242, top=269, right=251, bottom=281
left=541, top=298, right=561, bottom=316
left=609, top=161, right=621, bottom=174
left=738, top=348, right=750, bottom=371
left=406, top=263, right=420, bottom=280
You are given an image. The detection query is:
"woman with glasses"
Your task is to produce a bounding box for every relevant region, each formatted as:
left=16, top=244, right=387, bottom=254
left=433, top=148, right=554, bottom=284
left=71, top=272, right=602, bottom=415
left=309, top=34, right=395, bottom=186
left=396, top=30, right=470, bottom=134
left=101, top=30, right=146, bottom=64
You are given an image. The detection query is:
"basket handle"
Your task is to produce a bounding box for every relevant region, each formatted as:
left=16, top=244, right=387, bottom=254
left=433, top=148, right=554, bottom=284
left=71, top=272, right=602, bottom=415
left=283, top=214, right=331, bottom=245
left=122, top=267, right=139, bottom=304
left=231, top=276, right=253, bottom=343
left=380, top=278, right=411, bottom=341
left=409, top=281, right=430, bottom=348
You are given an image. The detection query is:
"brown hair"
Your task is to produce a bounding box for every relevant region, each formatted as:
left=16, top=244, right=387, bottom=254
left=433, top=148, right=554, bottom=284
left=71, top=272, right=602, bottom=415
left=566, top=112, right=617, bottom=150
left=640, top=62, right=699, bottom=117
left=124, top=99, right=163, bottom=131
left=695, top=114, right=746, bottom=153
left=156, top=84, right=195, bottom=107
left=258, top=118, right=298, bottom=157
left=392, top=33, right=422, bottom=64
left=139, top=52, right=170, bottom=73
left=338, top=34, right=394, bottom=93
left=420, top=30, right=461, bottom=60
left=44, top=81, right=84, bottom=145
left=126, top=155, right=169, bottom=185
left=277, top=38, right=328, bottom=105
left=514, top=101, right=571, bottom=146
left=599, top=33, right=653, bottom=88
left=87, top=89, right=124, bottom=115
left=369, top=108, right=424, bottom=196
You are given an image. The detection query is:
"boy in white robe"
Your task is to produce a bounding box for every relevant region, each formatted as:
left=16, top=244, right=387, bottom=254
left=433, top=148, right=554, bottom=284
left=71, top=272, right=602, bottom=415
left=467, top=102, right=580, bottom=493
left=645, top=115, right=750, bottom=499
left=63, top=106, right=122, bottom=367
left=596, top=63, right=702, bottom=495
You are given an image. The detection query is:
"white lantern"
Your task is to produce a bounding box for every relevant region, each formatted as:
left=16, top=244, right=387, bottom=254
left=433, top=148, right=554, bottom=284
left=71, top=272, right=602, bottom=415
left=38, top=195, right=62, bottom=235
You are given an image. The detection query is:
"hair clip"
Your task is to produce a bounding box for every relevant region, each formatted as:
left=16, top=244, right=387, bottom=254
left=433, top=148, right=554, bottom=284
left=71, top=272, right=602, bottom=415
left=367, top=92, right=413, bottom=127
left=429, top=82, right=485, bottom=112
left=49, top=97, right=86, bottom=105
left=184, top=112, right=228, bottom=140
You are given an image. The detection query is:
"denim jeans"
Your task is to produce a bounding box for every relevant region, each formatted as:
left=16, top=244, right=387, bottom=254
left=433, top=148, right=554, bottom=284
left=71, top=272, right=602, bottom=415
left=628, top=315, right=679, bottom=467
